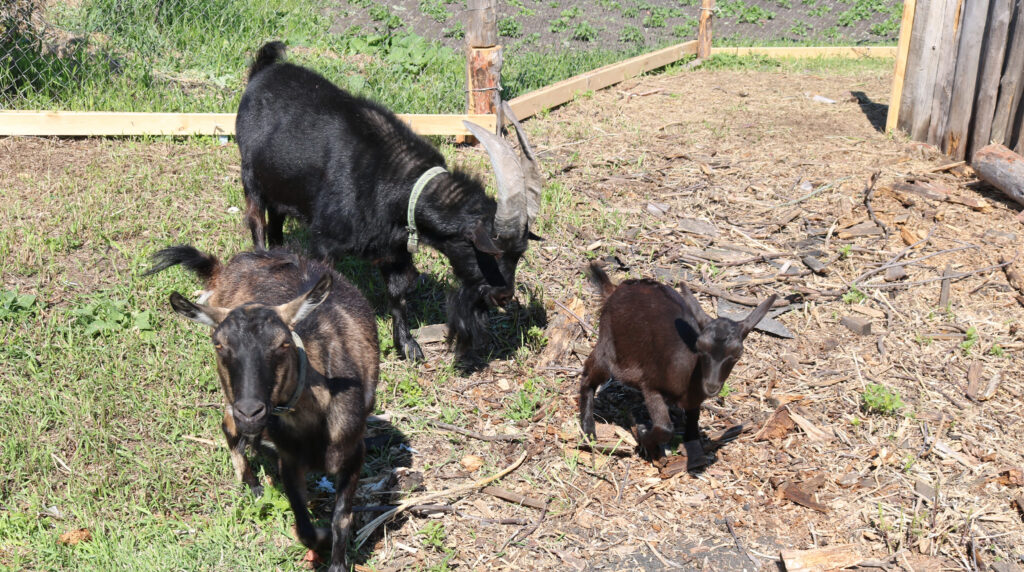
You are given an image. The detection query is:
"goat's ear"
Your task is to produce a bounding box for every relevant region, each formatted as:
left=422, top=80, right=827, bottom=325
left=677, top=282, right=712, bottom=328
left=739, top=294, right=777, bottom=338
left=276, top=272, right=333, bottom=326
left=170, top=292, right=228, bottom=327
left=465, top=220, right=502, bottom=256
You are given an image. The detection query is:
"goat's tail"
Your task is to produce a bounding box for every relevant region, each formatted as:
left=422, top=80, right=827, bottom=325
left=144, top=245, right=221, bottom=286
left=249, top=41, right=286, bottom=79
left=586, top=262, right=617, bottom=298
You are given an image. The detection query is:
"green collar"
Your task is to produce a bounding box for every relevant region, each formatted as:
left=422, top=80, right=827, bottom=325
left=273, top=329, right=307, bottom=416
left=407, top=166, right=447, bottom=253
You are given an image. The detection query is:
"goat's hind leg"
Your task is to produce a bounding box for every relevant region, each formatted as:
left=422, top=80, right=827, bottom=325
left=578, top=355, right=608, bottom=441
left=242, top=193, right=268, bottom=249
left=327, top=441, right=364, bottom=572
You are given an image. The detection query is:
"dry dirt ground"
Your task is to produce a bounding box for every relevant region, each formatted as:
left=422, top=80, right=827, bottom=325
left=4, top=64, right=1024, bottom=571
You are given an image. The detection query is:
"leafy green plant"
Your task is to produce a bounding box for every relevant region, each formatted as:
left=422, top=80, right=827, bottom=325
left=842, top=286, right=866, bottom=304
left=718, top=382, right=734, bottom=398
left=417, top=521, right=447, bottom=551
left=809, top=3, right=832, bottom=16
left=0, top=289, right=38, bottom=321
left=960, top=327, right=978, bottom=353
left=525, top=325, right=548, bottom=351
left=672, top=17, right=698, bottom=38
left=505, top=377, right=543, bottom=421
left=643, top=9, right=667, bottom=28
left=68, top=297, right=156, bottom=340
left=619, top=24, right=645, bottom=45
left=368, top=4, right=403, bottom=30
left=549, top=7, right=580, bottom=33
left=989, top=344, right=1005, bottom=357
left=443, top=21, right=465, bottom=38
left=838, top=243, right=852, bottom=259
left=498, top=16, right=523, bottom=38
left=861, top=383, right=904, bottom=416
left=419, top=0, right=451, bottom=22
left=789, top=19, right=811, bottom=37
left=571, top=21, right=599, bottom=41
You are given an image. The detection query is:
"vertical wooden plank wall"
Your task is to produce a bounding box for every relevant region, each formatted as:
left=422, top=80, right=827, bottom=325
left=894, top=0, right=1024, bottom=161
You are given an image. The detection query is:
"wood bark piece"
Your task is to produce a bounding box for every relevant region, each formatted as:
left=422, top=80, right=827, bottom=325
left=973, top=144, right=1024, bottom=207
left=938, top=263, right=953, bottom=307
left=787, top=408, right=833, bottom=442
left=538, top=297, right=588, bottom=368
left=969, top=0, right=1014, bottom=158
left=886, top=0, right=918, bottom=132
left=840, top=315, right=872, bottom=335
left=780, top=545, right=862, bottom=572
left=992, top=7, right=1024, bottom=145
left=698, top=0, right=713, bottom=59
left=1015, top=494, right=1024, bottom=521
left=801, top=255, right=828, bottom=275
left=754, top=406, right=795, bottom=441
left=942, top=0, right=992, bottom=159
left=779, top=481, right=829, bottom=513
left=480, top=486, right=548, bottom=510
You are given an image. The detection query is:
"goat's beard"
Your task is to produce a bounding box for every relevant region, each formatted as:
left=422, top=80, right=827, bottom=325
left=446, top=283, right=490, bottom=361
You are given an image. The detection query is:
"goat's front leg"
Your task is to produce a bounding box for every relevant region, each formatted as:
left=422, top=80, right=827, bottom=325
left=222, top=410, right=261, bottom=493
left=381, top=259, right=423, bottom=361
left=578, top=354, right=608, bottom=440
left=279, top=456, right=329, bottom=551
left=682, top=395, right=708, bottom=469
left=639, top=389, right=674, bottom=459
left=327, top=441, right=364, bottom=572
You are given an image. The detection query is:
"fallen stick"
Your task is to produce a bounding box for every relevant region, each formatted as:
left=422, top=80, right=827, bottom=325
left=480, top=486, right=548, bottom=510
left=859, top=262, right=1011, bottom=289
left=852, top=243, right=975, bottom=284
left=354, top=450, right=528, bottom=548
left=682, top=281, right=790, bottom=308
left=778, top=177, right=852, bottom=207
left=725, top=517, right=761, bottom=570
left=424, top=419, right=526, bottom=442
left=863, top=171, right=888, bottom=237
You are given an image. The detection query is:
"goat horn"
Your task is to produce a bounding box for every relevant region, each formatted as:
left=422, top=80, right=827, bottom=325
left=463, top=119, right=526, bottom=239
left=500, top=101, right=542, bottom=228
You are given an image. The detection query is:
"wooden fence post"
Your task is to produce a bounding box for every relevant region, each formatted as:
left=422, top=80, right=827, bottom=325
left=698, top=0, right=713, bottom=59
left=463, top=0, right=501, bottom=142
left=885, top=0, right=917, bottom=132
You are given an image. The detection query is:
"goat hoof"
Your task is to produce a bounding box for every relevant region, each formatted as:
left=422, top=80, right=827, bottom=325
left=400, top=339, right=425, bottom=362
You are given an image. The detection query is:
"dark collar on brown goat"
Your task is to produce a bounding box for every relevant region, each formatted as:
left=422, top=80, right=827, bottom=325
left=272, top=329, right=308, bottom=416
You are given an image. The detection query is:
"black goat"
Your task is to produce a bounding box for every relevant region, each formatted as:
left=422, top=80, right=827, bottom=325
left=147, top=246, right=378, bottom=572
left=235, top=41, right=542, bottom=362
left=580, top=263, right=776, bottom=465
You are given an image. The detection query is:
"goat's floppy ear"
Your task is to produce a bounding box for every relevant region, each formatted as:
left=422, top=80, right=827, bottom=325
left=465, top=220, right=503, bottom=256
left=739, top=294, right=778, bottom=338
left=170, top=292, right=228, bottom=327
left=676, top=282, right=712, bottom=328
left=276, top=272, right=333, bottom=326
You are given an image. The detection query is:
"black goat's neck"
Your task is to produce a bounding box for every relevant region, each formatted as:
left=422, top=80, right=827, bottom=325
left=412, top=169, right=495, bottom=242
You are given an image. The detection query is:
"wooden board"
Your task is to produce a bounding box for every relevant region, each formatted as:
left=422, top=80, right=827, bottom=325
left=886, top=0, right=918, bottom=132
left=944, top=0, right=992, bottom=159
left=992, top=4, right=1024, bottom=146
left=907, top=0, right=949, bottom=140
left=0, top=111, right=497, bottom=137
left=969, top=0, right=1013, bottom=159
left=901, top=0, right=933, bottom=135
left=711, top=46, right=896, bottom=58
left=926, top=0, right=965, bottom=146
left=508, top=40, right=698, bottom=120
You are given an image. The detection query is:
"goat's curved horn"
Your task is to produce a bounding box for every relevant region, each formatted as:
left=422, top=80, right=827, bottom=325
left=463, top=119, right=526, bottom=239
left=501, top=101, right=542, bottom=227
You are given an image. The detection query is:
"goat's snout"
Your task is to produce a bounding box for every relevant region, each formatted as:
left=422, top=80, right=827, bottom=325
left=233, top=398, right=268, bottom=432
left=489, top=288, right=515, bottom=308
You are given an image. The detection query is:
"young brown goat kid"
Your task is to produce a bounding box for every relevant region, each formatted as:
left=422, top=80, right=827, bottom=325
left=581, top=263, right=776, bottom=463
left=147, top=247, right=378, bottom=572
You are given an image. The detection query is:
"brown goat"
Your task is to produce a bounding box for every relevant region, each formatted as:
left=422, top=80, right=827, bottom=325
left=146, top=246, right=378, bottom=572
left=581, top=262, right=776, bottom=463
